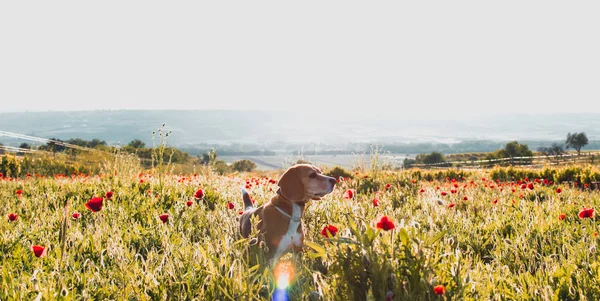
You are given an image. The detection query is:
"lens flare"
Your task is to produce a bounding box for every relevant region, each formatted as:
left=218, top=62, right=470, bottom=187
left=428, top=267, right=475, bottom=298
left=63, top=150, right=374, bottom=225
left=273, top=261, right=294, bottom=301
left=274, top=261, right=294, bottom=290
left=277, top=271, right=290, bottom=290
left=272, top=289, right=290, bottom=301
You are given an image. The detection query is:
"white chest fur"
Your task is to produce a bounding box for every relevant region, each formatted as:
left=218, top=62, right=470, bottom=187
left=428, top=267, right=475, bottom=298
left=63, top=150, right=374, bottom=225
left=272, top=203, right=302, bottom=263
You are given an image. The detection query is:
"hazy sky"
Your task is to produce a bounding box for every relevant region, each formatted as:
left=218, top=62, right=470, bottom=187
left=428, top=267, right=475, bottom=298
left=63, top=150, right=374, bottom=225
left=1, top=1, right=599, bottom=116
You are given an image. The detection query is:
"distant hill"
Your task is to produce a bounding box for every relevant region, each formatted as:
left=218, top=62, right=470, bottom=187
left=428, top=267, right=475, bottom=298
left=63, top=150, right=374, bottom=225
left=1, top=110, right=599, bottom=155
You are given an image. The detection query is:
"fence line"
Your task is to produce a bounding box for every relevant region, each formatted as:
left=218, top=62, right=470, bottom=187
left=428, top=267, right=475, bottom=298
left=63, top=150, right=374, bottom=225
left=409, top=152, right=599, bottom=169
left=0, top=130, right=96, bottom=152
left=0, top=131, right=199, bottom=172
left=0, top=145, right=37, bottom=154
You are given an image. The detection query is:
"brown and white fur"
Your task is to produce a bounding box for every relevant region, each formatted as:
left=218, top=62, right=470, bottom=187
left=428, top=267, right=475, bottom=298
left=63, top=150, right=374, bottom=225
left=239, top=164, right=337, bottom=264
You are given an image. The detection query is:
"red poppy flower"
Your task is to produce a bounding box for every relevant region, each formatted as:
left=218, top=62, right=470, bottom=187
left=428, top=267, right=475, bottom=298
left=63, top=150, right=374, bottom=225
left=556, top=188, right=562, bottom=194
left=463, top=196, right=468, bottom=201
left=578, top=208, right=595, bottom=219
left=527, top=183, right=534, bottom=190
left=372, top=198, right=380, bottom=207
left=16, top=190, right=23, bottom=197
left=385, top=183, right=392, bottom=190
left=105, top=191, right=114, bottom=199
left=343, top=189, right=355, bottom=199
left=493, top=199, right=498, bottom=204
left=441, top=191, right=448, bottom=196
left=71, top=212, right=81, bottom=219
left=321, top=224, right=338, bottom=237
left=31, top=245, right=47, bottom=258
left=559, top=213, right=566, bottom=220
left=226, top=202, right=235, bottom=210
left=433, top=284, right=446, bottom=295
left=376, top=216, right=395, bottom=231
left=85, top=197, right=103, bottom=212
left=448, top=203, right=455, bottom=208
left=419, top=189, right=425, bottom=193
left=159, top=214, right=169, bottom=223
left=186, top=201, right=193, bottom=207
left=450, top=189, right=457, bottom=194
left=520, top=184, right=527, bottom=190
left=8, top=213, right=18, bottom=222
left=194, top=189, right=204, bottom=199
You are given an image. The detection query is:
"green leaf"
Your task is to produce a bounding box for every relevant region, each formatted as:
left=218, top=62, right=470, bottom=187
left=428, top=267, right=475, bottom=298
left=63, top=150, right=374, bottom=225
left=327, top=238, right=359, bottom=245
left=426, top=230, right=448, bottom=247
left=234, top=238, right=249, bottom=246
left=348, top=216, right=361, bottom=238
left=248, top=264, right=260, bottom=274
left=552, top=268, right=566, bottom=279
left=305, top=241, right=327, bottom=259
left=365, top=227, right=377, bottom=244
left=399, top=228, right=410, bottom=246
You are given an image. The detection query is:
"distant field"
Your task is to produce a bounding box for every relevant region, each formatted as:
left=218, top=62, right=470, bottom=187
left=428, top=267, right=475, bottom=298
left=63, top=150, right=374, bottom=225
left=220, top=154, right=411, bottom=170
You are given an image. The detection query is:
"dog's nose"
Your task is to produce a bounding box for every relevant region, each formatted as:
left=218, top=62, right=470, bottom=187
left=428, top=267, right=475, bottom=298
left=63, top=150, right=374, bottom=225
left=328, top=177, right=337, bottom=185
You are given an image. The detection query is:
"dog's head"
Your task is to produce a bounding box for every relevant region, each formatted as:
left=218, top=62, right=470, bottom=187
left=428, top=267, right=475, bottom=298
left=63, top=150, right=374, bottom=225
left=277, top=164, right=337, bottom=202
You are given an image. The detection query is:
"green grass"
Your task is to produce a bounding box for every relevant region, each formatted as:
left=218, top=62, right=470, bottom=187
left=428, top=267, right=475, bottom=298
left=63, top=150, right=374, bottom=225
left=2, top=166, right=600, bottom=300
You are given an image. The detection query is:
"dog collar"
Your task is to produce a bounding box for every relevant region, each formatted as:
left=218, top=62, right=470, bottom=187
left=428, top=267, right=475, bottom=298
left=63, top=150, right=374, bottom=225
left=273, top=205, right=301, bottom=222
left=276, top=189, right=307, bottom=206
left=275, top=189, right=303, bottom=222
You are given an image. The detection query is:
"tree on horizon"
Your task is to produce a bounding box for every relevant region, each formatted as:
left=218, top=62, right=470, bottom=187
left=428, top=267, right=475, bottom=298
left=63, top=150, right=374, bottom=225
left=565, top=132, right=588, bottom=155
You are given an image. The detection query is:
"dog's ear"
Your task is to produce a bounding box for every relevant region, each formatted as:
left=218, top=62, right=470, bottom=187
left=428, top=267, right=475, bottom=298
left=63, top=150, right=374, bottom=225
left=278, top=166, right=306, bottom=202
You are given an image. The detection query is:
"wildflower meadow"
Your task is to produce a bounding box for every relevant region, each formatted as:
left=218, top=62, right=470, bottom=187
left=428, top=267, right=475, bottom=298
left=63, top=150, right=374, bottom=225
left=2, top=155, right=600, bottom=300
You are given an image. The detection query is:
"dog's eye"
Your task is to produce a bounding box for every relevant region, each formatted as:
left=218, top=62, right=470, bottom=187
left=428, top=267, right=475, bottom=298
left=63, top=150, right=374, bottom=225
left=309, top=173, right=317, bottom=179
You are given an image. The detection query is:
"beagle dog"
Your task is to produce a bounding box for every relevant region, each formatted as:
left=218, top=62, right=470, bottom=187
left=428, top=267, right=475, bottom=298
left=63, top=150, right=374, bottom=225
left=240, top=164, right=337, bottom=264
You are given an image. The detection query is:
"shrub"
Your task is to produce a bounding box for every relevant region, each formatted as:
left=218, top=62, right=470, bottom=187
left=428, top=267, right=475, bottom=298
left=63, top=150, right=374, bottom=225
left=411, top=169, right=474, bottom=182
left=325, top=166, right=353, bottom=180
left=0, top=155, right=21, bottom=177
left=489, top=165, right=600, bottom=185
left=231, top=159, right=257, bottom=172
left=212, top=160, right=231, bottom=175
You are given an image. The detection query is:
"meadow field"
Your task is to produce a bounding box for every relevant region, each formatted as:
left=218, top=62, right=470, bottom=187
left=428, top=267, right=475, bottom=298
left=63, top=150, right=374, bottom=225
left=2, top=155, right=600, bottom=300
